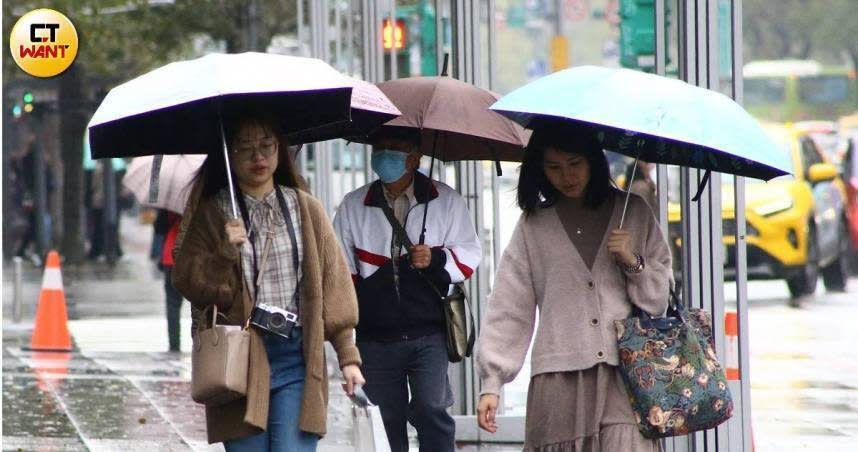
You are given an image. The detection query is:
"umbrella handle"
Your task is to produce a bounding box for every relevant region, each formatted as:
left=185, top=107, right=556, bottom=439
left=219, top=115, right=240, bottom=219
left=619, top=154, right=639, bottom=230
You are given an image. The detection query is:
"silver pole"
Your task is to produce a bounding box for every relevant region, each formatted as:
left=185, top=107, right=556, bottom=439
left=389, top=1, right=397, bottom=79
left=619, top=154, right=639, bottom=229
left=219, top=119, right=239, bottom=219
left=13, top=257, right=23, bottom=323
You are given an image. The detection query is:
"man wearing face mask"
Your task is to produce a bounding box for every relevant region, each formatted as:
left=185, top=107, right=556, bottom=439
left=333, top=129, right=481, bottom=452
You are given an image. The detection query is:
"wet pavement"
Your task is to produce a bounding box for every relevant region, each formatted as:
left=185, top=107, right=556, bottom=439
left=6, top=213, right=855, bottom=451
left=2, top=216, right=520, bottom=451
left=728, top=278, right=858, bottom=451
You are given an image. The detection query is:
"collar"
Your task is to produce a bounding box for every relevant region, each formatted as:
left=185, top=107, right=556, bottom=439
left=243, top=188, right=278, bottom=210
left=382, top=178, right=416, bottom=205
left=364, top=171, right=439, bottom=208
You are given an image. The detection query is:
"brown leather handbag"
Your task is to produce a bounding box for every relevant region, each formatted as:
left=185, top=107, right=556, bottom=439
left=191, top=305, right=251, bottom=406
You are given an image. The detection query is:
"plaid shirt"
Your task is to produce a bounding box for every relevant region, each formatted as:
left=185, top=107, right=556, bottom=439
left=217, top=186, right=303, bottom=319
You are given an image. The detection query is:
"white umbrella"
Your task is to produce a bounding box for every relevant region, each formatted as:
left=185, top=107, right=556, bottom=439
left=89, top=52, right=401, bottom=217
left=122, top=154, right=206, bottom=214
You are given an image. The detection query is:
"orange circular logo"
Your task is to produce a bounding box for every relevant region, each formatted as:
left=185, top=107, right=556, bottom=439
left=9, top=9, right=79, bottom=78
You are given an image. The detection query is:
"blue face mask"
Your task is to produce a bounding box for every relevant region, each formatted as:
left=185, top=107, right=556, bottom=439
left=371, top=150, right=409, bottom=183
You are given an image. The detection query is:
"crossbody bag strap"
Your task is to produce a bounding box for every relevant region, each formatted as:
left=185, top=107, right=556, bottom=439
left=273, top=186, right=302, bottom=310
left=379, top=201, right=475, bottom=351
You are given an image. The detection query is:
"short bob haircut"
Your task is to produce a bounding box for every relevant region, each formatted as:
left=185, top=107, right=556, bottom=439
left=517, top=125, right=613, bottom=215
left=195, top=110, right=301, bottom=200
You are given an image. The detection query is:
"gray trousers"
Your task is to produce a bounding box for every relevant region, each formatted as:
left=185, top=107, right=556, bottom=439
left=357, top=332, right=455, bottom=452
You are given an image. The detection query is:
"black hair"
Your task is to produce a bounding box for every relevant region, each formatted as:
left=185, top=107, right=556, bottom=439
left=195, top=110, right=300, bottom=200
left=517, top=126, right=613, bottom=215
left=367, top=125, right=422, bottom=147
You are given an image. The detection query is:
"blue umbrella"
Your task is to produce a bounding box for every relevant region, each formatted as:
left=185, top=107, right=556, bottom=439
left=490, top=66, right=791, bottom=181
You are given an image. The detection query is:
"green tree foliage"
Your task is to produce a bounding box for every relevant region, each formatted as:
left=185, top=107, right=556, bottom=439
left=744, top=0, right=856, bottom=69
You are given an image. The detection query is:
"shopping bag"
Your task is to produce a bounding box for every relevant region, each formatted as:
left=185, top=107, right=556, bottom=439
left=351, top=386, right=391, bottom=452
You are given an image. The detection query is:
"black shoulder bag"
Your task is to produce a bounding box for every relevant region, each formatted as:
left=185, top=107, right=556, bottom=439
left=378, top=202, right=475, bottom=363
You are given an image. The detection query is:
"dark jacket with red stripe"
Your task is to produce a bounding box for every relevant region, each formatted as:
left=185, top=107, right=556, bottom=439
left=333, top=172, right=482, bottom=342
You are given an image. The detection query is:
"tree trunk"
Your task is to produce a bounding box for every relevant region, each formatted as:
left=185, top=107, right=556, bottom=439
left=58, top=64, right=89, bottom=264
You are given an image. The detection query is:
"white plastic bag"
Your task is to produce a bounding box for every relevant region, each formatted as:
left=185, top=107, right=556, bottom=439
left=351, top=386, right=391, bottom=452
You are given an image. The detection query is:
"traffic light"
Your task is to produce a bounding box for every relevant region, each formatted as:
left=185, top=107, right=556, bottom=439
left=22, top=91, right=34, bottom=113
left=382, top=18, right=406, bottom=51
left=619, top=0, right=670, bottom=72
left=12, top=104, right=22, bottom=118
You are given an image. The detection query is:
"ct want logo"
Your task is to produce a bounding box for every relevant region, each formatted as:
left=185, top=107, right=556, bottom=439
left=10, top=9, right=78, bottom=78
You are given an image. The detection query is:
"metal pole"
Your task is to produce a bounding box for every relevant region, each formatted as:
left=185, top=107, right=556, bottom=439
left=33, top=139, right=50, bottom=256
left=13, top=257, right=24, bottom=323
left=248, top=0, right=260, bottom=51
left=389, top=0, right=397, bottom=79
left=733, top=1, right=754, bottom=451
left=103, top=159, right=119, bottom=264
left=298, top=0, right=306, bottom=55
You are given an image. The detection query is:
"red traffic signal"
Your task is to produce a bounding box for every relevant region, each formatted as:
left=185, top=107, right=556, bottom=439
left=382, top=18, right=406, bottom=50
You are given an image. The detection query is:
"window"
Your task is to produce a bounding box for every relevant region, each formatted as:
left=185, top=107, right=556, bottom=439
left=798, top=75, right=851, bottom=105
left=745, top=77, right=786, bottom=104
left=800, top=138, right=824, bottom=175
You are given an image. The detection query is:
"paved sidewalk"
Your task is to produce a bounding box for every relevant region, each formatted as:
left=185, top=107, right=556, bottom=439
left=2, top=215, right=522, bottom=451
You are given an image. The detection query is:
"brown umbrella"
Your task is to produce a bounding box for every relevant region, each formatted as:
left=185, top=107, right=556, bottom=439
left=353, top=76, right=530, bottom=163
left=354, top=70, right=530, bottom=244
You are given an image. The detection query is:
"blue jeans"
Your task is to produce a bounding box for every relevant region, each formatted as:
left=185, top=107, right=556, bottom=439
left=358, top=332, right=455, bottom=452
left=224, top=328, right=319, bottom=452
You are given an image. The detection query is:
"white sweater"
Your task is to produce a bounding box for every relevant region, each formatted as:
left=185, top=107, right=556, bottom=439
left=476, top=191, right=672, bottom=396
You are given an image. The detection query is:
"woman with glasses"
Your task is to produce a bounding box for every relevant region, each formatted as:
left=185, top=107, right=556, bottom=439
left=172, top=111, right=365, bottom=451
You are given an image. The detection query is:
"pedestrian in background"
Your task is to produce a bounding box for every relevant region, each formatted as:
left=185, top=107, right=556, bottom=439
left=333, top=129, right=482, bottom=452
left=476, top=129, right=672, bottom=451
left=171, top=112, right=364, bottom=450
left=158, top=209, right=183, bottom=352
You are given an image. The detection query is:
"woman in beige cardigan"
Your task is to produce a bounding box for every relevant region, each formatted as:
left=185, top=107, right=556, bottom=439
left=172, top=113, right=364, bottom=450
left=476, top=128, right=672, bottom=451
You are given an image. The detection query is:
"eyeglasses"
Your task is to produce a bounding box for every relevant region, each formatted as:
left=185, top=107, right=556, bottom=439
left=232, top=142, right=277, bottom=161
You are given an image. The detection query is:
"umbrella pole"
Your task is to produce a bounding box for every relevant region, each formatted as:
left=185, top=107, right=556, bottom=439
left=619, top=154, right=639, bottom=229
left=219, top=117, right=240, bottom=219
left=418, top=131, right=439, bottom=245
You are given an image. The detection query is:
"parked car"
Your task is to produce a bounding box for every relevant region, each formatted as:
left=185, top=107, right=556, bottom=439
left=667, top=123, right=850, bottom=299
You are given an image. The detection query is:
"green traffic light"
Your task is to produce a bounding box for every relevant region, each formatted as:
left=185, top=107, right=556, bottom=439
left=23, top=92, right=34, bottom=103
left=12, top=104, right=22, bottom=117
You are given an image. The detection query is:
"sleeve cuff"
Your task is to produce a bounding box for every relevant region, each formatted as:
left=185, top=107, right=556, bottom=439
left=330, top=329, right=362, bottom=368
left=430, top=248, right=447, bottom=270
left=480, top=375, right=503, bottom=397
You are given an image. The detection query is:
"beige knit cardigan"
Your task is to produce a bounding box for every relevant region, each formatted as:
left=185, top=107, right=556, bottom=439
left=476, top=191, right=672, bottom=396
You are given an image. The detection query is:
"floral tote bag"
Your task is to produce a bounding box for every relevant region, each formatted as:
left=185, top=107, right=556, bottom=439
left=614, top=290, right=734, bottom=439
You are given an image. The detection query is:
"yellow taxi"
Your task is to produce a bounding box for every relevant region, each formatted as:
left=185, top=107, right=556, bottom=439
left=667, top=123, right=850, bottom=299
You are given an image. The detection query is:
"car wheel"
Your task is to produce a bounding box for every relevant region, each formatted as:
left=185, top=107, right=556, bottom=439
left=787, top=225, right=819, bottom=299
left=821, top=220, right=849, bottom=292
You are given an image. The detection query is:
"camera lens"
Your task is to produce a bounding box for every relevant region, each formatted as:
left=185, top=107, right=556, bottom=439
left=268, top=312, right=286, bottom=329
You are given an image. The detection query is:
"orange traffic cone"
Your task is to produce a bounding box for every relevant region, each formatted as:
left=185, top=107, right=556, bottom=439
left=29, top=251, right=72, bottom=352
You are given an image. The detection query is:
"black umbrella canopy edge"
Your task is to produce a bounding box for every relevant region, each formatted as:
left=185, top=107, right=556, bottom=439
left=89, top=88, right=353, bottom=159
left=504, top=113, right=790, bottom=181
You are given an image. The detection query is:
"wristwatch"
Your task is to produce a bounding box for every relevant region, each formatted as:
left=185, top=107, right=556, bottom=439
left=621, top=254, right=644, bottom=274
